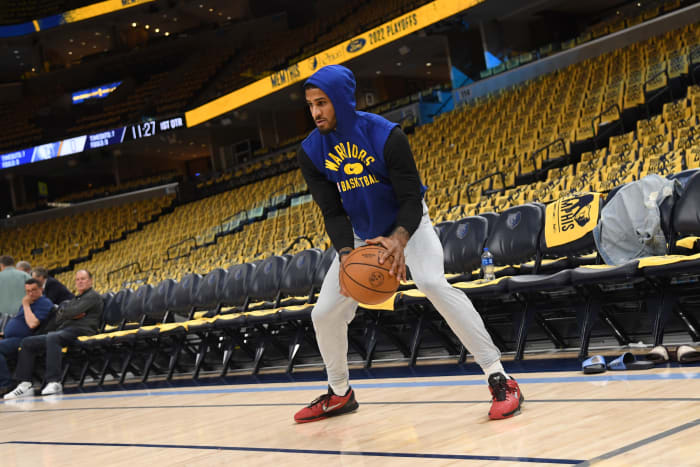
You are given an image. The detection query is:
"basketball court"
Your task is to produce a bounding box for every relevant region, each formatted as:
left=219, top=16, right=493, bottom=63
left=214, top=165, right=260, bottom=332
left=2, top=358, right=699, bottom=466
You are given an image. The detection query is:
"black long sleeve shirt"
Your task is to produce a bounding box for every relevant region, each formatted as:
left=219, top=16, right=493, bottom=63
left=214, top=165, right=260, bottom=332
left=298, top=127, right=423, bottom=252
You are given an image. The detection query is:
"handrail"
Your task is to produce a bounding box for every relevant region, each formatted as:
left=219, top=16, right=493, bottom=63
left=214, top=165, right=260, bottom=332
left=107, top=262, right=142, bottom=281
left=166, top=236, right=196, bottom=260
left=269, top=182, right=295, bottom=200
left=531, top=138, right=567, bottom=177
left=281, top=236, right=314, bottom=255
left=220, top=209, right=248, bottom=226
left=642, top=67, right=672, bottom=118
left=465, top=171, right=507, bottom=203
left=591, top=103, right=623, bottom=150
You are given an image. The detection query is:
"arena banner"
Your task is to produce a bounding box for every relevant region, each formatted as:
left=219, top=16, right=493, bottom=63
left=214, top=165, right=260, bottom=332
left=185, top=0, right=485, bottom=127
left=0, top=0, right=155, bottom=37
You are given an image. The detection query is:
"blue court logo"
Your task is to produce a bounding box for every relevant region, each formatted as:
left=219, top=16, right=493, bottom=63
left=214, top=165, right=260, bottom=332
left=347, top=38, right=366, bottom=53
left=506, top=212, right=522, bottom=230
left=456, top=223, right=469, bottom=239
left=309, top=56, right=318, bottom=70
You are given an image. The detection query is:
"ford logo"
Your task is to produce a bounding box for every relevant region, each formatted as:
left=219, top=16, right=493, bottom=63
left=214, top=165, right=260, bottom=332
left=347, top=38, right=366, bottom=53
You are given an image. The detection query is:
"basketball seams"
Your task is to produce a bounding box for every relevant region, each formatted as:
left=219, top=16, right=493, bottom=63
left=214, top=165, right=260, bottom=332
left=341, top=262, right=397, bottom=293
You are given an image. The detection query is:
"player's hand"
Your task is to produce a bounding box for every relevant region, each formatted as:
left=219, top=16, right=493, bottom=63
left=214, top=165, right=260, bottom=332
left=338, top=249, right=352, bottom=297
left=366, top=231, right=408, bottom=282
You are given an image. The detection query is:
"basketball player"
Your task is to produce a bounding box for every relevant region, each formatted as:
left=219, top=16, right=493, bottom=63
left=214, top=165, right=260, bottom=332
left=295, top=65, right=522, bottom=423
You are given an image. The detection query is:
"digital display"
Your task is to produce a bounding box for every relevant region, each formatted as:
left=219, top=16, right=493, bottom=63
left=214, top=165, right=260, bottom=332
left=87, top=128, right=126, bottom=148
left=72, top=81, right=122, bottom=104
left=58, top=135, right=88, bottom=156
left=123, top=117, right=184, bottom=141
left=0, top=115, right=184, bottom=170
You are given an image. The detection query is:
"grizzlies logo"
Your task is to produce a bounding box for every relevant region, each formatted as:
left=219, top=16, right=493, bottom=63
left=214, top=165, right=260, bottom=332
left=560, top=194, right=594, bottom=230
left=456, top=223, right=469, bottom=239
left=506, top=212, right=522, bottom=230
left=347, top=38, right=366, bottom=53
left=296, top=256, right=306, bottom=267
left=343, top=162, right=364, bottom=175
left=264, top=262, right=272, bottom=274
left=369, top=271, right=384, bottom=288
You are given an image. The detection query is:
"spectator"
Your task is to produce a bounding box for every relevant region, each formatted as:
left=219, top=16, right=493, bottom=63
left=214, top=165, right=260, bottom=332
left=0, top=279, right=53, bottom=396
left=0, top=256, right=31, bottom=318
left=16, top=261, right=31, bottom=274
left=32, top=267, right=74, bottom=305
left=4, top=269, right=103, bottom=399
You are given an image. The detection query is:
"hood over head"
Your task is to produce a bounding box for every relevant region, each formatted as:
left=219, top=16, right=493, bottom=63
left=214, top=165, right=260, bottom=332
left=304, top=65, right=357, bottom=135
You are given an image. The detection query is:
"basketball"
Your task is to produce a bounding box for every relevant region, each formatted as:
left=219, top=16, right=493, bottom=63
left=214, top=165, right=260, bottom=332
left=340, top=245, right=400, bottom=304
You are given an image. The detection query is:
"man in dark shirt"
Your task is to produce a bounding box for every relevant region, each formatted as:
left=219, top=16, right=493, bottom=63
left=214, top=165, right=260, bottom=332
left=4, top=269, right=103, bottom=399
left=32, top=267, right=75, bottom=305
left=0, top=278, right=53, bottom=396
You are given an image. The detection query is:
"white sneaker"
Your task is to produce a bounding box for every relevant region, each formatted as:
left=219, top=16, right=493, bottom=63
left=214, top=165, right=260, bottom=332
left=3, top=382, right=34, bottom=400
left=41, top=382, right=63, bottom=396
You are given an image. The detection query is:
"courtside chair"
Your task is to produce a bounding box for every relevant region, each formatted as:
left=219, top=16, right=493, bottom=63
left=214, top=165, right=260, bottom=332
left=184, top=268, right=228, bottom=379
left=568, top=186, right=648, bottom=359
left=402, top=215, right=491, bottom=366
left=113, top=284, right=155, bottom=384
left=67, top=292, right=116, bottom=387
left=640, top=171, right=700, bottom=345
left=90, top=288, right=136, bottom=385
left=214, top=262, right=258, bottom=378
left=510, top=193, right=604, bottom=359
left=477, top=203, right=546, bottom=360
left=242, top=254, right=290, bottom=374
left=277, top=248, right=323, bottom=372
left=134, top=274, right=199, bottom=382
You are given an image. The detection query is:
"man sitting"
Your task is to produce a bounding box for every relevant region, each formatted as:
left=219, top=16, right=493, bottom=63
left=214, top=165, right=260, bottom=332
left=0, top=278, right=53, bottom=396
left=4, top=269, right=103, bottom=399
left=32, top=267, right=74, bottom=305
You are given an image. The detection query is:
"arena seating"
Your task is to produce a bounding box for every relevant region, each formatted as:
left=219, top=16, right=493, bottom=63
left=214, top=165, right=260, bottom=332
left=1, top=195, right=174, bottom=270
left=55, top=171, right=179, bottom=203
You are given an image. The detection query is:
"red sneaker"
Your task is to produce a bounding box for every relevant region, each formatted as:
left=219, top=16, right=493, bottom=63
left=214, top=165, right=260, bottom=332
left=488, top=373, right=524, bottom=420
left=294, top=386, right=359, bottom=423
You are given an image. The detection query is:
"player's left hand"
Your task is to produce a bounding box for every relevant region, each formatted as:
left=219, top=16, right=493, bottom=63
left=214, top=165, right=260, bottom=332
left=365, top=233, right=408, bottom=282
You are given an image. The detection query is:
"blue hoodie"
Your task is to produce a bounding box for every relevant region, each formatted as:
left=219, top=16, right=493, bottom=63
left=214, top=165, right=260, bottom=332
left=302, top=65, right=423, bottom=239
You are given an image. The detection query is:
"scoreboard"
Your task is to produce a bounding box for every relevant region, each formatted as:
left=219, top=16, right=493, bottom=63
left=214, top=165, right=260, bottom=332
left=0, top=116, right=184, bottom=169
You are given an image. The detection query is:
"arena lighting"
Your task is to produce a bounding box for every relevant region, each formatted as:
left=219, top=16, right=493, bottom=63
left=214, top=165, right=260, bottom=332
left=131, top=22, right=137, bottom=27
left=185, top=0, right=485, bottom=127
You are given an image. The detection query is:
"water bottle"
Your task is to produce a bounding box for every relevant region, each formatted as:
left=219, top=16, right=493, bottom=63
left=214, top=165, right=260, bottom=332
left=481, top=247, right=495, bottom=281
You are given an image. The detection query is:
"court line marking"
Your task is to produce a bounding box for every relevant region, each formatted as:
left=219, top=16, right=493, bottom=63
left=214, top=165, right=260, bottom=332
left=1, top=372, right=698, bottom=405
left=579, top=417, right=700, bottom=465
left=2, top=397, right=699, bottom=414
left=2, top=440, right=584, bottom=464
